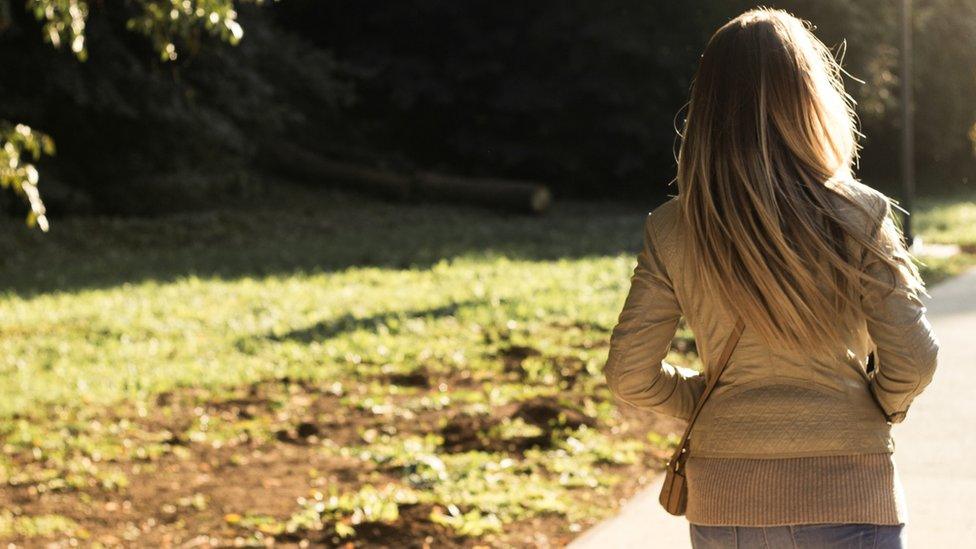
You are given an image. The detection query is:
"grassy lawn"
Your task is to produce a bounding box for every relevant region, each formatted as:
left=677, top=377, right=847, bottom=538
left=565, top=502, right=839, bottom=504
left=0, top=183, right=699, bottom=547
left=916, top=192, right=976, bottom=249
left=0, top=182, right=971, bottom=547
left=913, top=191, right=976, bottom=285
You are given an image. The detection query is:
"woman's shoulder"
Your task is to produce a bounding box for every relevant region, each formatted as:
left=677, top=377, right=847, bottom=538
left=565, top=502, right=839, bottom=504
left=642, top=195, right=683, bottom=246
left=645, top=194, right=681, bottom=229
left=643, top=180, right=892, bottom=244
left=826, top=179, right=892, bottom=230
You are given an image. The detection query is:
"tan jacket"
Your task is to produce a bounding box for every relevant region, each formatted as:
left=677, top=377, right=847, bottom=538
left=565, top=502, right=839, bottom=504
left=603, top=181, right=940, bottom=459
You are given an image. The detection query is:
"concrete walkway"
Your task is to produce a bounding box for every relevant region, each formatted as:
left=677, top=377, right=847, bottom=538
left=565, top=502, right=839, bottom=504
left=570, top=267, right=976, bottom=548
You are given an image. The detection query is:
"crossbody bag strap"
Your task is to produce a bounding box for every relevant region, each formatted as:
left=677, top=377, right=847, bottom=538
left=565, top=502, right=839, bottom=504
left=668, top=316, right=746, bottom=472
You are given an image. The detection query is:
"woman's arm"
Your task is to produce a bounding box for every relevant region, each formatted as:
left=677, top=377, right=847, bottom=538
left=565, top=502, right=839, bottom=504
left=602, top=211, right=705, bottom=421
left=862, top=213, right=940, bottom=424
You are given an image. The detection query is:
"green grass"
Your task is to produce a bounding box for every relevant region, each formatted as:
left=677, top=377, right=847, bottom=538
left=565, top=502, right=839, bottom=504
left=912, top=191, right=976, bottom=284
left=914, top=253, right=976, bottom=287
left=916, top=192, right=976, bottom=249
left=0, top=184, right=694, bottom=546
left=0, top=185, right=660, bottom=416
left=0, top=512, right=79, bottom=539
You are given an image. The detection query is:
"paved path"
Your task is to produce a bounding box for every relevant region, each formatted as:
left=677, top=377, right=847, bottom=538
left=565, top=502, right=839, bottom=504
left=570, top=267, right=976, bottom=548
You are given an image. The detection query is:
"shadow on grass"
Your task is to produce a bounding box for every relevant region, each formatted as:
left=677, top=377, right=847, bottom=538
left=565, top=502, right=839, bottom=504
left=0, top=184, right=663, bottom=298
left=267, top=299, right=485, bottom=344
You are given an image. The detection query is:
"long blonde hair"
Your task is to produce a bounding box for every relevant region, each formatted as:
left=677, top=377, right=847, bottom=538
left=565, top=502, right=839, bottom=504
left=676, top=7, right=926, bottom=354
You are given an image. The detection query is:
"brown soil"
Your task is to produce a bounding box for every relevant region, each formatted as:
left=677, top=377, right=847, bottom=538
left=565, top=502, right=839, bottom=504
left=0, top=377, right=683, bottom=548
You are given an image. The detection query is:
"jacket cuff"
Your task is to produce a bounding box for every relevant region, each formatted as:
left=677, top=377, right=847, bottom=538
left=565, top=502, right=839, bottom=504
left=885, top=410, right=907, bottom=424
left=867, top=374, right=908, bottom=424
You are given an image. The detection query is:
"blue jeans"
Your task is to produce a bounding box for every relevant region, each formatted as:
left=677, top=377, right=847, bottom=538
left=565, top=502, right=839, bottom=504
left=690, top=523, right=906, bottom=548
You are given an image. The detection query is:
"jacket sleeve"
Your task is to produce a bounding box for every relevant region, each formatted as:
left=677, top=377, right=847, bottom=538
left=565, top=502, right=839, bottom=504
left=602, top=213, right=705, bottom=421
left=861, top=212, right=940, bottom=424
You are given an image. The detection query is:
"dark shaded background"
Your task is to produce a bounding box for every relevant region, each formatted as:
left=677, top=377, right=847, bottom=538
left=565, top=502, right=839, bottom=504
left=1, top=0, right=973, bottom=216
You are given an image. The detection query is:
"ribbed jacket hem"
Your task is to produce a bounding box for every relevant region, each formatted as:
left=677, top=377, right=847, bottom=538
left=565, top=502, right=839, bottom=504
left=684, top=453, right=907, bottom=526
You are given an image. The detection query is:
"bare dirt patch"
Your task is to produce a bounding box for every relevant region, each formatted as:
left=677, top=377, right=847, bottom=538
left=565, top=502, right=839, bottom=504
left=0, top=375, right=683, bottom=548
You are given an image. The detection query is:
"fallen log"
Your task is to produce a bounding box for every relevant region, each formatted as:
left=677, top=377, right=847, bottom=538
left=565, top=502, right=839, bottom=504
left=413, top=171, right=551, bottom=215
left=262, top=141, right=412, bottom=200
left=260, top=141, right=552, bottom=214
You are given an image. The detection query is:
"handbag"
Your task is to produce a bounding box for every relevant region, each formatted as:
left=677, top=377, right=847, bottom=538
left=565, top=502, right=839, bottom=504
left=659, top=316, right=746, bottom=516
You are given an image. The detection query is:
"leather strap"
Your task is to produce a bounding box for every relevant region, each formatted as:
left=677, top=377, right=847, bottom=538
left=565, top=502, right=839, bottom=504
left=669, top=316, right=746, bottom=472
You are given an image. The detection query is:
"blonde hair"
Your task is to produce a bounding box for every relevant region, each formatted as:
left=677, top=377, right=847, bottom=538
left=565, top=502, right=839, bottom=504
left=675, top=7, right=926, bottom=354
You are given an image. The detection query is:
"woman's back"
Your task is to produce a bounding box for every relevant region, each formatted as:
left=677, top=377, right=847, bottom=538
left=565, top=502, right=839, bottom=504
left=641, top=180, right=936, bottom=458
left=601, top=7, right=939, bottom=538
left=604, top=178, right=938, bottom=527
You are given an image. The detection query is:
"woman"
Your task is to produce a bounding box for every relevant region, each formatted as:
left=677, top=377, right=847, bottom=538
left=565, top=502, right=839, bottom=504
left=603, top=8, right=939, bottom=549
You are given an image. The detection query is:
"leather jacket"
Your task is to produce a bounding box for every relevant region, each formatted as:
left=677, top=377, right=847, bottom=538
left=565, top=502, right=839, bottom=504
left=602, top=180, right=939, bottom=458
